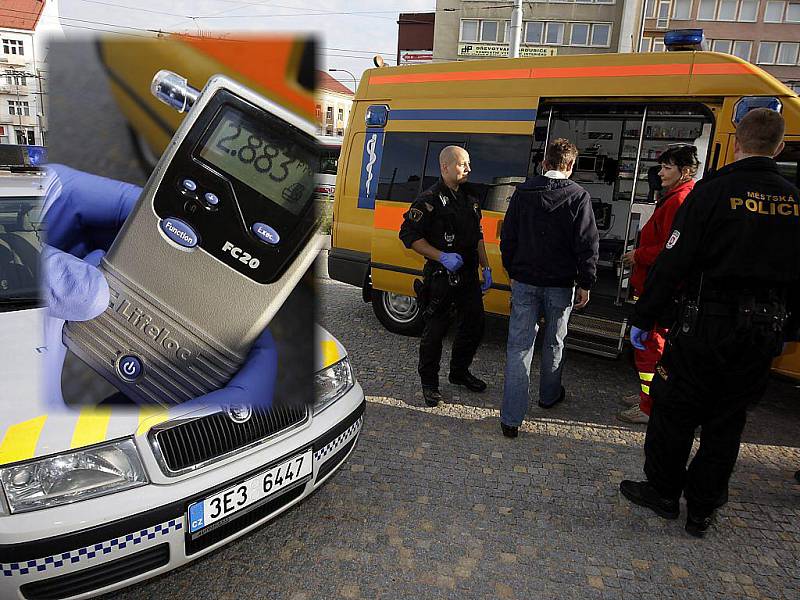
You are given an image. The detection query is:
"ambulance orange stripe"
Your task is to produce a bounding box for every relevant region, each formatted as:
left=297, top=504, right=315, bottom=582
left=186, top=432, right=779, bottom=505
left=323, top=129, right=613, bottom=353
left=370, top=69, right=531, bottom=85
left=691, top=63, right=754, bottom=75
left=374, top=204, right=503, bottom=244
left=531, top=64, right=690, bottom=78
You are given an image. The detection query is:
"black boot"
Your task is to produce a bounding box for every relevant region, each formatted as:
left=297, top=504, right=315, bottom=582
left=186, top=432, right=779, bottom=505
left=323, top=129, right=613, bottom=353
left=500, top=422, right=518, bottom=438
left=619, top=480, right=680, bottom=519
left=422, top=386, right=443, bottom=407
left=685, top=511, right=715, bottom=538
left=449, top=371, right=487, bottom=392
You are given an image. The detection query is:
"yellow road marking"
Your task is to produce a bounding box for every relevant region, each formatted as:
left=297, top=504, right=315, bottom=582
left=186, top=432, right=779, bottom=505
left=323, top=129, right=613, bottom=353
left=137, top=407, right=170, bottom=436
left=0, top=415, right=48, bottom=465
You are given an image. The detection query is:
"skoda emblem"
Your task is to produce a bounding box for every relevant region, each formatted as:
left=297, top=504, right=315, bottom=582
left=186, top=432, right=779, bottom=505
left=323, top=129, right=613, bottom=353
left=227, top=404, right=253, bottom=424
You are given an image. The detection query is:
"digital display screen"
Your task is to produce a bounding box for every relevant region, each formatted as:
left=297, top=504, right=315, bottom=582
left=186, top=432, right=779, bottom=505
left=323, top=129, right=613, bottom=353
left=199, top=109, right=316, bottom=215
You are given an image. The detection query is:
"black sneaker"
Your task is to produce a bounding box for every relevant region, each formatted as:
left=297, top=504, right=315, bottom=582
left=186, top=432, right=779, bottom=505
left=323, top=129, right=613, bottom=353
left=448, top=371, right=487, bottom=392
left=619, top=480, right=680, bottom=520
left=685, top=511, right=714, bottom=538
left=500, top=422, right=518, bottom=438
left=422, top=386, right=443, bottom=407
left=538, top=386, right=565, bottom=409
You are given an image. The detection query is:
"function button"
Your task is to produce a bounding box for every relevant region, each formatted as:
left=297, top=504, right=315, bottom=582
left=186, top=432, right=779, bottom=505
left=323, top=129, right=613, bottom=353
left=182, top=179, right=197, bottom=192
left=252, top=222, right=280, bottom=245
left=160, top=217, right=199, bottom=248
left=117, top=355, right=143, bottom=382
left=204, top=192, right=220, bottom=206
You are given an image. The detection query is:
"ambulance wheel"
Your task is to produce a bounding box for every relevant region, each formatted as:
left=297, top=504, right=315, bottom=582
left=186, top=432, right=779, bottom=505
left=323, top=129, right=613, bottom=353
left=372, top=290, right=424, bottom=336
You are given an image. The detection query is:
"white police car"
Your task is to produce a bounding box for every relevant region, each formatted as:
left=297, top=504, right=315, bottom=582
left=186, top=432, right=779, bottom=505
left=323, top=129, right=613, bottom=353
left=0, top=174, right=364, bottom=599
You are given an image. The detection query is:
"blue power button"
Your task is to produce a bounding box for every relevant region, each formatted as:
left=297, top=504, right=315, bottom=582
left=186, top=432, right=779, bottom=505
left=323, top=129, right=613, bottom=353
left=117, top=355, right=143, bottom=382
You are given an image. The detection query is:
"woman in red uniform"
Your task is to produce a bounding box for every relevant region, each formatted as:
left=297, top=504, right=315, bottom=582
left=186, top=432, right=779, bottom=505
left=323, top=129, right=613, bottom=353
left=618, top=145, right=700, bottom=424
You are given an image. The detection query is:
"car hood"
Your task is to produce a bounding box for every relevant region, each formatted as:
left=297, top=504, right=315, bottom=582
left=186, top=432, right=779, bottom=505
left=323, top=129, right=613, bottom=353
left=0, top=308, right=346, bottom=465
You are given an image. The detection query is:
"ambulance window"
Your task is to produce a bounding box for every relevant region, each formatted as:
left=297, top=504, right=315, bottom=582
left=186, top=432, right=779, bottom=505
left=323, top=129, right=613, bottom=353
left=377, top=133, right=428, bottom=202
left=466, top=134, right=532, bottom=212
left=775, top=142, right=800, bottom=187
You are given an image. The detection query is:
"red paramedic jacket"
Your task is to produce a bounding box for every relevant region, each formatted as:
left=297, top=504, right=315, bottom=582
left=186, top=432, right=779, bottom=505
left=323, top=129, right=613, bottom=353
left=630, top=179, right=695, bottom=296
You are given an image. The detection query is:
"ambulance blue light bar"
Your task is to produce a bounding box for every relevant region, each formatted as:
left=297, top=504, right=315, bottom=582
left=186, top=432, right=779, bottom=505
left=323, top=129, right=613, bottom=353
left=664, top=29, right=704, bottom=51
left=733, top=97, right=782, bottom=125
left=365, top=105, right=389, bottom=128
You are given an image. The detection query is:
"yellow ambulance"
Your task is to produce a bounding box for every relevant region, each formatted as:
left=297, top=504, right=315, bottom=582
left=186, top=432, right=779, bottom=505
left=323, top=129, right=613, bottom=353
left=328, top=44, right=800, bottom=381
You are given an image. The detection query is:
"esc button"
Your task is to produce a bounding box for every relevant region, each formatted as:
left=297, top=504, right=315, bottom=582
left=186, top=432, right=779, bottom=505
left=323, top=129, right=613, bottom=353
left=252, top=222, right=280, bottom=245
left=117, top=355, right=143, bottom=382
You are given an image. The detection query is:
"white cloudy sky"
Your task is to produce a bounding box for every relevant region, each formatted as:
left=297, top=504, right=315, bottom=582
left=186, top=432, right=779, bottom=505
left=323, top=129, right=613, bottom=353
left=55, top=0, right=437, bottom=90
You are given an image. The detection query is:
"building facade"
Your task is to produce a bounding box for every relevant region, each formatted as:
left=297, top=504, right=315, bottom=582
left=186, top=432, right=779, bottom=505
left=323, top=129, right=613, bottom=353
left=0, top=0, right=61, bottom=147
left=398, top=12, right=435, bottom=65
left=641, top=0, right=800, bottom=90
left=316, top=71, right=354, bottom=137
left=433, top=0, right=646, bottom=61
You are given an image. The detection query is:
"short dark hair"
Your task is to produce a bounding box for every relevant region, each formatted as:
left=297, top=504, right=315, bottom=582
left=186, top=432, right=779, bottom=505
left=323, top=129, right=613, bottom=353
left=659, top=145, right=700, bottom=178
left=545, top=138, right=578, bottom=171
left=736, top=108, right=785, bottom=155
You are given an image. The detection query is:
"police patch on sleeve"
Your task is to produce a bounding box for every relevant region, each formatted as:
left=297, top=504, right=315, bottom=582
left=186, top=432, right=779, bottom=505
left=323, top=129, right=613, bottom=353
left=665, top=230, right=680, bottom=249
left=407, top=208, right=423, bottom=222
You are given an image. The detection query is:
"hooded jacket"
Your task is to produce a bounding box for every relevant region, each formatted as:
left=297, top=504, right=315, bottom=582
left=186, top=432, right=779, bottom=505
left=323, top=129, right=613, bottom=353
left=500, top=175, right=599, bottom=290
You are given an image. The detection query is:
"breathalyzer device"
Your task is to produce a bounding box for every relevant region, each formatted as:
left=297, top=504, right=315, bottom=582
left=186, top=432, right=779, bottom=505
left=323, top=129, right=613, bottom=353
left=63, top=70, right=323, bottom=405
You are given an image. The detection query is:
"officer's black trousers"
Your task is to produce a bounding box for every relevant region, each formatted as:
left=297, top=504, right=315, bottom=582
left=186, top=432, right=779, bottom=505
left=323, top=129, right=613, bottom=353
left=418, top=278, right=485, bottom=387
left=643, top=320, right=773, bottom=517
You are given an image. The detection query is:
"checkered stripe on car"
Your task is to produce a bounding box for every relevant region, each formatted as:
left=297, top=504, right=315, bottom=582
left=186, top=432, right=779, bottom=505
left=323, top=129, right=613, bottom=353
left=2, top=518, right=183, bottom=577
left=314, top=416, right=362, bottom=462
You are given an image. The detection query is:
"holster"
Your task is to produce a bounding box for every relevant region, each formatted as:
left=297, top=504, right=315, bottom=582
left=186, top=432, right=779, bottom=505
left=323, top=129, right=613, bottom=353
left=417, top=263, right=450, bottom=318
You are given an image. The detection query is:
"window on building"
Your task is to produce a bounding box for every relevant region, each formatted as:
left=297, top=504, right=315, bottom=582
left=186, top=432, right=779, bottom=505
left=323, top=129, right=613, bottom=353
left=757, top=41, right=779, bottom=63
left=656, top=1, right=671, bottom=27
left=326, top=106, right=333, bottom=122
left=570, top=23, right=590, bottom=45
left=645, top=0, right=657, bottom=16
left=738, top=0, right=759, bottom=20
left=26, top=130, right=34, bottom=145
left=764, top=0, right=786, bottom=21
left=481, top=20, right=500, bottom=42
left=641, top=37, right=653, bottom=51
left=732, top=40, right=752, bottom=60
left=2, top=39, right=23, bottom=55
left=717, top=0, right=737, bottom=19
left=591, top=23, right=612, bottom=46
left=672, top=0, right=692, bottom=19
left=0, top=126, right=6, bottom=144
left=7, top=100, right=30, bottom=116
left=545, top=22, right=565, bottom=44
left=787, top=3, right=800, bottom=21
left=5, top=74, right=26, bottom=86
left=697, top=0, right=716, bottom=18
left=652, top=39, right=666, bottom=52
left=461, top=20, right=479, bottom=42
left=712, top=39, right=733, bottom=53
left=777, top=42, right=799, bottom=64
left=338, top=108, right=344, bottom=122
left=525, top=21, right=544, bottom=44
left=15, top=129, right=26, bottom=144
left=504, top=20, right=511, bottom=43
left=315, top=105, right=322, bottom=121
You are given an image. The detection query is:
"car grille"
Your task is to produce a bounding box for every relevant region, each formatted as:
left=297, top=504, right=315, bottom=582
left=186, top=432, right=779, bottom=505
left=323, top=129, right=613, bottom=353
left=151, top=402, right=309, bottom=474
left=20, top=544, right=169, bottom=600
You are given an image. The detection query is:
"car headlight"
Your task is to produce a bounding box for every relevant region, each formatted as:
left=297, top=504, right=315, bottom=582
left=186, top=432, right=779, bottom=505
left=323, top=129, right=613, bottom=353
left=314, top=357, right=354, bottom=415
left=0, top=438, right=148, bottom=514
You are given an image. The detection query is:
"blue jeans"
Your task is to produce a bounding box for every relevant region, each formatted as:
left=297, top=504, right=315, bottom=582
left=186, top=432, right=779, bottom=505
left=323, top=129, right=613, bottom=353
left=501, top=282, right=574, bottom=426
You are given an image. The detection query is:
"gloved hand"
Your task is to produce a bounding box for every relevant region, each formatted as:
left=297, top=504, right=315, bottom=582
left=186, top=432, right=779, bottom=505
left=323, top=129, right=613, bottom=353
left=439, top=252, right=463, bottom=273
left=43, top=165, right=277, bottom=408
left=630, top=326, right=650, bottom=351
left=480, top=267, right=492, bottom=293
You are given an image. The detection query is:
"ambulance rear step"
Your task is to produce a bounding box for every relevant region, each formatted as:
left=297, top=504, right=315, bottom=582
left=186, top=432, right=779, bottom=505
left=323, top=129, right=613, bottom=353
left=566, top=313, right=627, bottom=359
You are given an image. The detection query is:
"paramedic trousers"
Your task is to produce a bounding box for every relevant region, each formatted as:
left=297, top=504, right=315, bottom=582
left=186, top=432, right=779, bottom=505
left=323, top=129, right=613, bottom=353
left=633, top=325, right=668, bottom=416
left=418, top=277, right=484, bottom=388
left=643, top=317, right=773, bottom=518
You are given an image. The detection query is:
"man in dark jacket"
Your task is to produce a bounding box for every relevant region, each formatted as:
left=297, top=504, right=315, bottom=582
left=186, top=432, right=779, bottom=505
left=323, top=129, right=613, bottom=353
left=499, top=138, right=599, bottom=438
left=621, top=108, right=800, bottom=537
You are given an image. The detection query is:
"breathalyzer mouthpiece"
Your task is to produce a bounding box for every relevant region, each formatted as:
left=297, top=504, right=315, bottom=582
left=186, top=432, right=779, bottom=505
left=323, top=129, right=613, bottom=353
left=151, top=70, right=200, bottom=113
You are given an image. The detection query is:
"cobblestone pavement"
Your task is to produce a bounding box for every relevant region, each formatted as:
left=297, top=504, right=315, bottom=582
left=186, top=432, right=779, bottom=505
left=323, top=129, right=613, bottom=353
left=108, top=272, right=800, bottom=600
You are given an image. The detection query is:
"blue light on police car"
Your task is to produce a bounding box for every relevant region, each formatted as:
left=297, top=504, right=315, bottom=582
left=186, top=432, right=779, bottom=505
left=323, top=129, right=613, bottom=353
left=733, top=97, right=782, bottom=125
left=365, top=105, right=389, bottom=128
left=25, top=145, right=46, bottom=166
left=664, top=29, right=704, bottom=51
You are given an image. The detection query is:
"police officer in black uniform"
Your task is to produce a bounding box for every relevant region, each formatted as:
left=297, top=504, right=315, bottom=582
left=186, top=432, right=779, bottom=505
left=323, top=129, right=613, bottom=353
left=620, top=108, right=800, bottom=537
left=399, top=145, right=492, bottom=407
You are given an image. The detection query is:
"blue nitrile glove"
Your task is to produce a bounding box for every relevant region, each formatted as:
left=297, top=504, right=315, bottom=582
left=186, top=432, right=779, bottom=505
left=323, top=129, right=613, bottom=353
left=42, top=165, right=277, bottom=408
left=439, top=252, right=463, bottom=273
left=630, top=326, right=649, bottom=351
left=481, top=267, right=492, bottom=293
